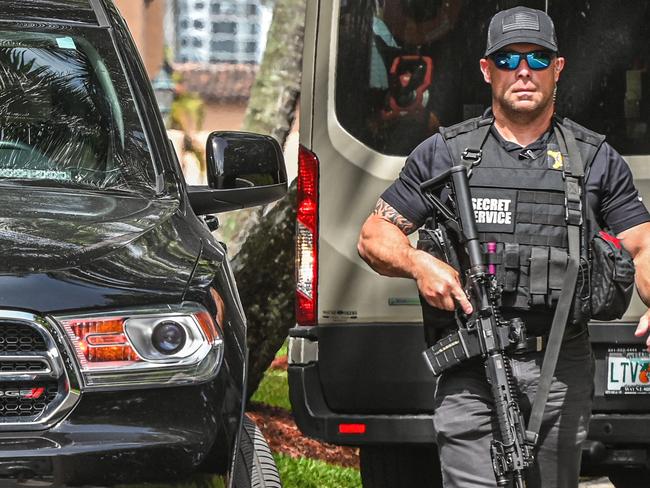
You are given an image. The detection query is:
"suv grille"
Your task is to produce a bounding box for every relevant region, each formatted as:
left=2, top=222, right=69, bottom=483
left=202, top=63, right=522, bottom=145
left=0, top=382, right=58, bottom=417
left=0, top=317, right=71, bottom=426
left=0, top=323, right=47, bottom=353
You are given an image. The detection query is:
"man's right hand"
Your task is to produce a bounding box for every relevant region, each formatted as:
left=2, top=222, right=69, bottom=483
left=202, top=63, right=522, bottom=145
left=410, top=249, right=473, bottom=315
left=357, top=199, right=473, bottom=316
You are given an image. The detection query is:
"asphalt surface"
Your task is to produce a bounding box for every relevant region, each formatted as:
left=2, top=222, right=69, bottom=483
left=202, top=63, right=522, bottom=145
left=581, top=478, right=614, bottom=487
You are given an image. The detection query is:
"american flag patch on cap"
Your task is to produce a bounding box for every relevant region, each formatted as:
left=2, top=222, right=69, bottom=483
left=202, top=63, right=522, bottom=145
left=502, top=12, right=540, bottom=32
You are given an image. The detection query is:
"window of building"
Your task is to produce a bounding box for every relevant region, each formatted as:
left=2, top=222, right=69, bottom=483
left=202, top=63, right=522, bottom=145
left=244, top=41, right=257, bottom=54
left=195, top=1, right=205, bottom=8
left=214, top=1, right=237, bottom=15
left=180, top=19, right=189, bottom=29
left=180, top=37, right=189, bottom=47
left=193, top=19, right=205, bottom=29
left=247, top=4, right=258, bottom=16
left=211, top=40, right=235, bottom=53
left=212, top=21, right=237, bottom=34
left=192, top=37, right=203, bottom=48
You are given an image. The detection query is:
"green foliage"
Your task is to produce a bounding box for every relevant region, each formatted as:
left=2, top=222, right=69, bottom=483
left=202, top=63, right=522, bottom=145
left=274, top=454, right=361, bottom=488
left=119, top=474, right=225, bottom=488
left=276, top=340, right=288, bottom=358
left=251, top=368, right=291, bottom=410
left=170, top=91, right=205, bottom=133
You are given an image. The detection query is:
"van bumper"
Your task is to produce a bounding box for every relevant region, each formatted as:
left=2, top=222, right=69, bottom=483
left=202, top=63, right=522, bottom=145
left=288, top=361, right=436, bottom=445
left=581, top=415, right=650, bottom=474
left=289, top=323, right=650, bottom=470
left=288, top=323, right=437, bottom=445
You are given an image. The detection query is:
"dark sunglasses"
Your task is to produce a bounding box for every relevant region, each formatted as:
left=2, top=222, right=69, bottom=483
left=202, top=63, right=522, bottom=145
left=490, top=50, right=555, bottom=71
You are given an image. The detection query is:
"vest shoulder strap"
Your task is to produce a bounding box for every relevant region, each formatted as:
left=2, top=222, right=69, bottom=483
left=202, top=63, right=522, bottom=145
left=439, top=115, right=494, bottom=167
left=555, top=116, right=606, bottom=171
left=439, top=114, right=605, bottom=173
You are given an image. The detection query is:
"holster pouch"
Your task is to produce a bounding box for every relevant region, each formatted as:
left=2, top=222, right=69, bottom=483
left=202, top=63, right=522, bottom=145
left=589, top=230, right=635, bottom=320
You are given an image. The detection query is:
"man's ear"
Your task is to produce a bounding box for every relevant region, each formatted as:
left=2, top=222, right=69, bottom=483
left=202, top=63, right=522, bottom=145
left=554, top=56, right=565, bottom=82
left=479, top=58, right=491, bottom=84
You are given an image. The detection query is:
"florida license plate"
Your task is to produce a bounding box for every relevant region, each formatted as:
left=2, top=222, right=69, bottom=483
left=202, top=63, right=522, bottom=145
left=606, top=348, right=650, bottom=395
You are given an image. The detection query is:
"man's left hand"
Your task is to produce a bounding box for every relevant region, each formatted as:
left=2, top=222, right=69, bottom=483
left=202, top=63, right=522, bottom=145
left=619, top=223, right=650, bottom=351
left=634, top=309, right=650, bottom=351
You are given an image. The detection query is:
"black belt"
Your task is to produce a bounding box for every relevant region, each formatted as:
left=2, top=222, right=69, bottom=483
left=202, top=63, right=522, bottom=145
left=511, top=327, right=587, bottom=355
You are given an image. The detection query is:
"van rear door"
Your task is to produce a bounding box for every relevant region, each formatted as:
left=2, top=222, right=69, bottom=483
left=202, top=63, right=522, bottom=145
left=292, top=0, right=650, bottom=446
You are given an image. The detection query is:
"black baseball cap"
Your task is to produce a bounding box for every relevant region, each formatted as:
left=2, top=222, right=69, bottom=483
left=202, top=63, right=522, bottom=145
left=485, top=6, right=558, bottom=56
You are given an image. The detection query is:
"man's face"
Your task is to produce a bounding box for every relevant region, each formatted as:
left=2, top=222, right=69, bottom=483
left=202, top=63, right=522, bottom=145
left=479, top=43, right=565, bottom=118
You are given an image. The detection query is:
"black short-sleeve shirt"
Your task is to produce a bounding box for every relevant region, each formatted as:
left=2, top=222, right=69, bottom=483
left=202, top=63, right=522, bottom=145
left=381, top=125, right=650, bottom=235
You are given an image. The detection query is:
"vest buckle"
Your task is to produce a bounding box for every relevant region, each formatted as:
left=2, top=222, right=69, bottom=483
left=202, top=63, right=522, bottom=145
left=461, top=148, right=482, bottom=164
left=461, top=148, right=482, bottom=177
left=565, top=196, right=583, bottom=226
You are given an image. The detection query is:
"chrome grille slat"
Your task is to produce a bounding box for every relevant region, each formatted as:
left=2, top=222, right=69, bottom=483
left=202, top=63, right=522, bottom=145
left=0, top=357, right=52, bottom=376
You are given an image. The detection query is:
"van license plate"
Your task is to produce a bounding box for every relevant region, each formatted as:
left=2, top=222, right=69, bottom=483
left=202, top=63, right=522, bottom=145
left=606, top=349, right=650, bottom=395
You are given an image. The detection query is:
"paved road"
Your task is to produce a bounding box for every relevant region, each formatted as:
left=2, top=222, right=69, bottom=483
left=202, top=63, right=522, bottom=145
left=581, top=478, right=614, bottom=487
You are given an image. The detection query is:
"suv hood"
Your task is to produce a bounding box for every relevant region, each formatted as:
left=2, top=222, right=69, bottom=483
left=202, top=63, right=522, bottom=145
left=0, top=187, right=204, bottom=313
left=0, top=187, right=177, bottom=272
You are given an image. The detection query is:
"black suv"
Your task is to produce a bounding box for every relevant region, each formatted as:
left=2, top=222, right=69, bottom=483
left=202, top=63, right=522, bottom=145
left=0, top=1, right=286, bottom=487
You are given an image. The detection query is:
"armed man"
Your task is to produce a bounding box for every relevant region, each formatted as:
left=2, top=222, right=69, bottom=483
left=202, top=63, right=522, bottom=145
left=358, top=6, right=650, bottom=488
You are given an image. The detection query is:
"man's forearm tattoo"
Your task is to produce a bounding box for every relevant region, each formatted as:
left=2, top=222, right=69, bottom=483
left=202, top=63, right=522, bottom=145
left=374, top=198, right=417, bottom=234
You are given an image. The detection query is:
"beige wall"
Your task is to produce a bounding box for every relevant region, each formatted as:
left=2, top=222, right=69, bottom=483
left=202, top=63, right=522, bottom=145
left=114, top=0, right=166, bottom=78
left=203, top=101, right=247, bottom=132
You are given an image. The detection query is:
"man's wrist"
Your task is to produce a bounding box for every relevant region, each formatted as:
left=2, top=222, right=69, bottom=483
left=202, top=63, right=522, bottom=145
left=405, top=247, right=426, bottom=281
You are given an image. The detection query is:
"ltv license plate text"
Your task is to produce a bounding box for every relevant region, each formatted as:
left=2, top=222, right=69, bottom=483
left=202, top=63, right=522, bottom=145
left=607, top=349, right=650, bottom=394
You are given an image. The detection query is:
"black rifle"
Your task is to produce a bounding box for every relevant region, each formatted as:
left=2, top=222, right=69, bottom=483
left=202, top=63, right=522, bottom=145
left=419, top=165, right=534, bottom=488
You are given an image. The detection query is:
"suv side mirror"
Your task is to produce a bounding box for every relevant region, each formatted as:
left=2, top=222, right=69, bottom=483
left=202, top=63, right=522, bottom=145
left=188, top=131, right=288, bottom=215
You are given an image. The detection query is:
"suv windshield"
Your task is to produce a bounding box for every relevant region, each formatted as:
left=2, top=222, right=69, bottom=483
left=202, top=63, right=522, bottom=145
left=0, top=27, right=157, bottom=193
left=336, top=0, right=650, bottom=156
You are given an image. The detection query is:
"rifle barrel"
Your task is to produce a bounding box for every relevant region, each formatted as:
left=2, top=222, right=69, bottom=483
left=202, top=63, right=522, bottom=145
left=448, top=166, right=484, bottom=270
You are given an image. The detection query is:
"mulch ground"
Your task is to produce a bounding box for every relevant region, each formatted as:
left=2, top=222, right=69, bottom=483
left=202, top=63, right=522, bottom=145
left=247, top=402, right=360, bottom=468
left=247, top=355, right=360, bottom=469
left=270, top=355, right=288, bottom=370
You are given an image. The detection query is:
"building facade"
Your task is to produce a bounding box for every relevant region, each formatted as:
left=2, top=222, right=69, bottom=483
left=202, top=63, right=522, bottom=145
left=114, top=0, right=166, bottom=78
left=175, top=0, right=273, bottom=64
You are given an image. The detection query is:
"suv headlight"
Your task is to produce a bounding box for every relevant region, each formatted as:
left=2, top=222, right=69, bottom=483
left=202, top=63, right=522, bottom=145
left=53, top=303, right=224, bottom=390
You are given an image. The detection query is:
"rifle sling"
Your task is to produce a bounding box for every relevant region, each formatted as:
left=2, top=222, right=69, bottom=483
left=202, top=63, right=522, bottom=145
left=526, top=124, right=584, bottom=446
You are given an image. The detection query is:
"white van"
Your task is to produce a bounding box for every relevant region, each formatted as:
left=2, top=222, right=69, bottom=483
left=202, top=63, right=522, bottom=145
left=289, top=1, right=650, bottom=486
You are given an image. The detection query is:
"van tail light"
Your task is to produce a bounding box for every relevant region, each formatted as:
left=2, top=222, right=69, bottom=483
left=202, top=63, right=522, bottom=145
left=296, top=144, right=319, bottom=325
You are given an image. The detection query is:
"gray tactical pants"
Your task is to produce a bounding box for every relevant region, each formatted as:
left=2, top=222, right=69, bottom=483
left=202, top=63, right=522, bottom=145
left=433, top=331, right=594, bottom=488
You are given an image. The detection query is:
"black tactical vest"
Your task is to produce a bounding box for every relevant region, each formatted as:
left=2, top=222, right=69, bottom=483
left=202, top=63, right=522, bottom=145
left=439, top=115, right=605, bottom=320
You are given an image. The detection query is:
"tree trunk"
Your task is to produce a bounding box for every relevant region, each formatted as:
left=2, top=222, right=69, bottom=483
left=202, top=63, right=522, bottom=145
left=230, top=0, right=306, bottom=398
left=242, top=0, right=305, bottom=146
left=231, top=181, right=297, bottom=399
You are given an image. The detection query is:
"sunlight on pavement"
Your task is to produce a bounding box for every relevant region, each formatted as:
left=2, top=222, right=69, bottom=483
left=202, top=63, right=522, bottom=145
left=580, top=478, right=614, bottom=487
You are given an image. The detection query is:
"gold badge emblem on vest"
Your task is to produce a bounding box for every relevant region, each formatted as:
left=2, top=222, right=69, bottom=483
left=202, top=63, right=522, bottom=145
left=547, top=149, right=563, bottom=170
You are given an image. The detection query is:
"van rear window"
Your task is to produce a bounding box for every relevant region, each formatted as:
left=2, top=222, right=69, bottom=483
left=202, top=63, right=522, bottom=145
left=335, top=1, right=650, bottom=156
